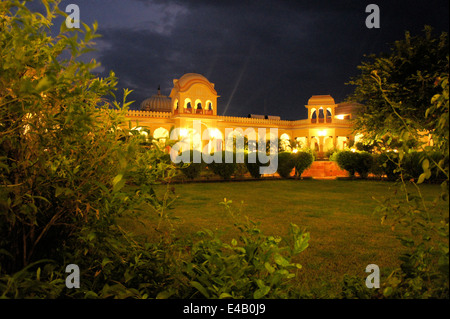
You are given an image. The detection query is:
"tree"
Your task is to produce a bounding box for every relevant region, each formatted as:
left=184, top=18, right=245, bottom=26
left=0, top=0, right=173, bottom=274
left=348, top=26, right=448, bottom=142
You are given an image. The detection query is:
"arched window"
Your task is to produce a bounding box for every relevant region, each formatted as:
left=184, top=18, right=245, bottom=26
left=318, top=108, right=325, bottom=123
left=184, top=98, right=192, bottom=108
left=280, top=133, right=291, bottom=151
left=153, top=127, right=169, bottom=140
left=311, top=108, right=317, bottom=123
left=326, top=108, right=332, bottom=123
left=173, top=99, right=179, bottom=114
left=205, top=100, right=213, bottom=114
left=194, top=99, right=202, bottom=114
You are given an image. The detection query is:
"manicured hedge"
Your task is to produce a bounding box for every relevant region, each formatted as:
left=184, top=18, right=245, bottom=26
left=335, top=149, right=447, bottom=182
left=178, top=150, right=206, bottom=179
left=277, top=152, right=295, bottom=178
left=208, top=151, right=237, bottom=180
left=292, top=151, right=314, bottom=178
left=333, top=150, right=373, bottom=178
left=244, top=151, right=267, bottom=179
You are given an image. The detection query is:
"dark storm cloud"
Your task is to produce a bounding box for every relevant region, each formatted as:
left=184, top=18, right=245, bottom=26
left=84, top=0, right=448, bottom=119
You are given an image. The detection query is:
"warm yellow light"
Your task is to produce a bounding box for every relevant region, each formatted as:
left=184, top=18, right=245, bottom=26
left=318, top=130, right=327, bottom=137
left=209, top=128, right=221, bottom=139
left=292, top=149, right=298, bottom=153
left=336, top=115, right=345, bottom=120
left=351, top=148, right=356, bottom=152
left=179, top=128, right=188, bottom=137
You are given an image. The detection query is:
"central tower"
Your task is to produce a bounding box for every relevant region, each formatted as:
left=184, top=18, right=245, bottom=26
left=169, top=73, right=220, bottom=116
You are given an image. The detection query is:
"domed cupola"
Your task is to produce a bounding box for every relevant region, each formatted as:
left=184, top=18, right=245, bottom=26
left=140, top=86, right=171, bottom=112
left=169, top=73, right=219, bottom=115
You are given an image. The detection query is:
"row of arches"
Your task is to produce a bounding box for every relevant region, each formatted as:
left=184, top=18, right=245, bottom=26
left=310, top=107, right=332, bottom=123
left=132, top=127, right=351, bottom=154
left=173, top=98, right=214, bottom=114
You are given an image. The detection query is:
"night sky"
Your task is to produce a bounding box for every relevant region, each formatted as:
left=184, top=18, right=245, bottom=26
left=33, top=0, right=449, bottom=119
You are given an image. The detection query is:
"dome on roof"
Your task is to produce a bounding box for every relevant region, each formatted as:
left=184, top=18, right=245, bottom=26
left=140, top=87, right=171, bottom=112
left=178, top=73, right=210, bottom=88
left=307, top=95, right=336, bottom=106
left=171, top=73, right=218, bottom=95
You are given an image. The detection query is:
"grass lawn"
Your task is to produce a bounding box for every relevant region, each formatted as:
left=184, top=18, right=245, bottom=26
left=119, top=179, right=448, bottom=297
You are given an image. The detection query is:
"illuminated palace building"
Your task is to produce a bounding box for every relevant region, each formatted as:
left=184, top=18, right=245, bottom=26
left=126, top=73, right=359, bottom=156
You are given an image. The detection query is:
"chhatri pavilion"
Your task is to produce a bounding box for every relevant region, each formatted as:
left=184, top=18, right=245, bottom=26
left=126, top=73, right=359, bottom=156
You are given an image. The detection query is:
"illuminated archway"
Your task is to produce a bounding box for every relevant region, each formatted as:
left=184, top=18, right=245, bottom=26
left=311, top=108, right=317, bottom=123
left=184, top=98, right=192, bottom=113
left=280, top=133, right=291, bottom=151
left=153, top=127, right=169, bottom=139
left=324, top=136, right=334, bottom=152
left=310, top=137, right=319, bottom=151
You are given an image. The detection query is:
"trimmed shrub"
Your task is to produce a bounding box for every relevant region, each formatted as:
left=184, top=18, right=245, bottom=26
left=277, top=152, right=295, bottom=178
left=325, top=147, right=338, bottom=159
left=178, top=150, right=205, bottom=179
left=334, top=150, right=373, bottom=178
left=370, top=153, right=385, bottom=179
left=234, top=162, right=248, bottom=178
left=208, top=151, right=237, bottom=180
left=334, top=150, right=358, bottom=177
left=292, top=151, right=314, bottom=178
left=244, top=151, right=267, bottom=179
left=373, top=151, right=447, bottom=182
left=379, top=152, right=400, bottom=181
left=356, top=151, right=373, bottom=179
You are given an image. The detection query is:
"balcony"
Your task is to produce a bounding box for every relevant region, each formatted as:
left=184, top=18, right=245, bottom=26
left=311, top=117, right=332, bottom=124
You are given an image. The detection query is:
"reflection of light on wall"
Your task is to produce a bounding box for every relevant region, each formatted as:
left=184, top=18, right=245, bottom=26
left=335, top=114, right=345, bottom=120
left=209, top=128, right=220, bottom=139
left=318, top=130, right=327, bottom=137
left=179, top=128, right=188, bottom=137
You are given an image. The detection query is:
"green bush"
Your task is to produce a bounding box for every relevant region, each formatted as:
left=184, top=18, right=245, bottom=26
left=277, top=152, right=295, bottom=178
left=370, top=153, right=385, bottom=179
left=208, top=151, right=237, bottom=180
left=325, top=147, right=338, bottom=159
left=334, top=151, right=358, bottom=177
left=356, top=151, right=374, bottom=179
left=168, top=200, right=310, bottom=299
left=244, top=151, right=267, bottom=179
left=333, top=151, right=373, bottom=178
left=292, top=151, right=314, bottom=178
left=0, top=0, right=176, bottom=298
left=234, top=162, right=248, bottom=178
left=373, top=151, right=447, bottom=182
left=377, top=152, right=401, bottom=181
left=178, top=150, right=206, bottom=179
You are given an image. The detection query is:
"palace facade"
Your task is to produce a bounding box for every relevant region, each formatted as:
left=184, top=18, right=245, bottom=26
left=125, top=73, right=360, bottom=156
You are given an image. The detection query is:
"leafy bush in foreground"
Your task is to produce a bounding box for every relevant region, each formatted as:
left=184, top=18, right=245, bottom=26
left=167, top=200, right=310, bottom=299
